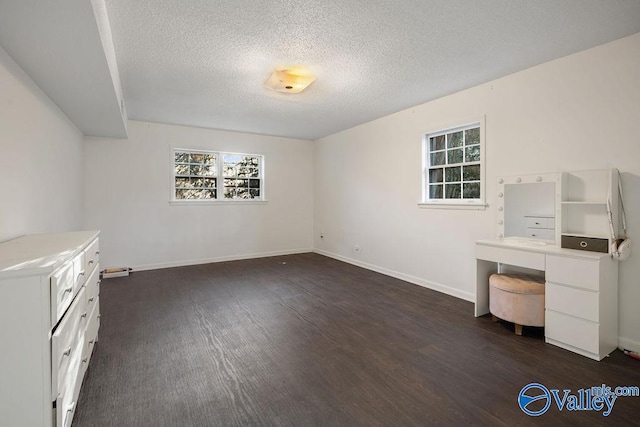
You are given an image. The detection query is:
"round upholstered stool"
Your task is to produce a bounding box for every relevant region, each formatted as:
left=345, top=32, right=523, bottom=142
left=489, top=274, right=545, bottom=336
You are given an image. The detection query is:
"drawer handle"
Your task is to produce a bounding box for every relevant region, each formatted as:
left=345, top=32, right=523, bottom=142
left=580, top=241, right=588, bottom=248
left=88, top=297, right=95, bottom=303
left=63, top=347, right=71, bottom=357
left=531, top=234, right=536, bottom=237
left=81, top=312, right=87, bottom=318
left=63, top=286, right=73, bottom=294
left=535, top=222, right=540, bottom=225
left=79, top=271, right=85, bottom=277
left=82, top=357, right=88, bottom=363
left=96, top=251, right=100, bottom=256
left=89, top=260, right=94, bottom=265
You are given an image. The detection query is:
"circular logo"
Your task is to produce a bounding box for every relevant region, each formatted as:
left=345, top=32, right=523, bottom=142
left=518, top=383, right=551, bottom=416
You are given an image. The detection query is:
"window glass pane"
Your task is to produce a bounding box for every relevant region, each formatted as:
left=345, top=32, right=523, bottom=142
left=465, top=128, right=480, bottom=145
left=463, top=182, right=480, bottom=199
left=190, top=165, right=203, bottom=175
left=203, top=154, right=216, bottom=165
left=175, top=164, right=190, bottom=175
left=430, top=151, right=446, bottom=166
left=191, top=178, right=203, bottom=188
left=202, top=165, right=216, bottom=176
left=223, top=165, right=235, bottom=177
left=175, top=177, right=189, bottom=188
left=428, top=168, right=443, bottom=183
left=447, top=148, right=463, bottom=164
left=202, top=178, right=216, bottom=188
left=465, top=145, right=480, bottom=162
left=189, top=153, right=203, bottom=163
left=236, top=179, right=249, bottom=188
left=175, top=152, right=189, bottom=163
left=445, top=166, right=461, bottom=182
left=249, top=179, right=260, bottom=188
left=224, top=178, right=236, bottom=187
left=429, top=184, right=443, bottom=199
left=245, top=156, right=260, bottom=166
left=224, top=187, right=236, bottom=199
left=463, top=165, right=481, bottom=181
left=224, top=154, right=243, bottom=164
left=249, top=168, right=259, bottom=177
left=201, top=189, right=216, bottom=199
left=237, top=167, right=251, bottom=178
left=236, top=188, right=250, bottom=199
left=430, top=135, right=445, bottom=151
left=249, top=188, right=260, bottom=198
left=445, top=183, right=461, bottom=199
left=447, top=131, right=463, bottom=148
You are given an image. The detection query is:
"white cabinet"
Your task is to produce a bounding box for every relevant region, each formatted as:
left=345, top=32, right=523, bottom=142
left=0, top=231, right=100, bottom=427
left=544, top=253, right=617, bottom=360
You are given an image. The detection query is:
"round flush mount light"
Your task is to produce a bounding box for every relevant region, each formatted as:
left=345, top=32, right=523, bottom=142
left=264, top=67, right=315, bottom=94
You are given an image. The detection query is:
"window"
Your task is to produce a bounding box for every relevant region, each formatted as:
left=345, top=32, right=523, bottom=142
left=172, top=148, right=263, bottom=201
left=421, top=120, right=485, bottom=209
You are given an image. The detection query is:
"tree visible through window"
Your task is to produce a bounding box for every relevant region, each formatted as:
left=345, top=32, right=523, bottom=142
left=423, top=122, right=484, bottom=205
left=173, top=149, right=263, bottom=201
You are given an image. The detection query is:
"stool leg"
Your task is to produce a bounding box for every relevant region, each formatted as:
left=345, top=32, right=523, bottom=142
left=515, top=324, right=523, bottom=336
left=492, top=315, right=498, bottom=323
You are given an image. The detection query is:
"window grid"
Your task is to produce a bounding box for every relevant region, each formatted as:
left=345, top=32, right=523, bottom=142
left=424, top=123, right=482, bottom=202
left=172, top=149, right=263, bottom=201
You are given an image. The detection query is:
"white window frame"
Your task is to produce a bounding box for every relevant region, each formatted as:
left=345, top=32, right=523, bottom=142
left=419, top=117, right=486, bottom=210
left=170, top=147, right=267, bottom=205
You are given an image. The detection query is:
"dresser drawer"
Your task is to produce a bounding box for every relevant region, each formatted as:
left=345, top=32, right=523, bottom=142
left=476, top=244, right=545, bottom=270
left=546, top=282, right=599, bottom=322
left=546, top=310, right=599, bottom=355
left=546, top=255, right=600, bottom=291
left=525, top=217, right=553, bottom=229
left=525, top=228, right=555, bottom=240
left=72, top=252, right=86, bottom=294
left=52, top=287, right=86, bottom=399
left=84, top=239, right=100, bottom=276
left=51, top=262, right=76, bottom=327
left=54, top=337, right=83, bottom=427
left=84, top=266, right=100, bottom=315
left=82, top=301, right=100, bottom=377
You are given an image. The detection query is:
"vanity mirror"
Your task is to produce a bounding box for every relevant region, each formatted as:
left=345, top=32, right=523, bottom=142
left=496, top=173, right=562, bottom=245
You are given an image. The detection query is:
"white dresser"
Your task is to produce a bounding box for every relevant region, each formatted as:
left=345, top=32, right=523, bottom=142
left=0, top=231, right=100, bottom=427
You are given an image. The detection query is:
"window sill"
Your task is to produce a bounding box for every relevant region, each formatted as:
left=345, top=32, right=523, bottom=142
left=418, top=202, right=487, bottom=211
left=169, top=200, right=269, bottom=206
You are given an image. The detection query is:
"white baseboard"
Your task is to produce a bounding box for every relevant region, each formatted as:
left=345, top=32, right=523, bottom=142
left=313, top=249, right=475, bottom=303
left=131, top=248, right=313, bottom=272
left=618, top=336, right=640, bottom=353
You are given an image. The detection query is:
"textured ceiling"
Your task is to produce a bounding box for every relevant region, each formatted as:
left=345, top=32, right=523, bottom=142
left=5, top=1, right=639, bottom=141
left=105, top=0, right=640, bottom=140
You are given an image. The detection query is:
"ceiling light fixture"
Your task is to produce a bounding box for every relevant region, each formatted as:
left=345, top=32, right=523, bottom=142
left=264, top=67, right=315, bottom=94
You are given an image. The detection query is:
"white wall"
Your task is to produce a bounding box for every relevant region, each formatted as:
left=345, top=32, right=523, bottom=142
left=84, top=120, right=313, bottom=270
left=0, top=45, right=84, bottom=242
left=314, top=33, right=640, bottom=351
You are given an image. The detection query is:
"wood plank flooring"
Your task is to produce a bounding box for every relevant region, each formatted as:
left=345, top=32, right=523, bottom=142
left=74, top=253, right=640, bottom=426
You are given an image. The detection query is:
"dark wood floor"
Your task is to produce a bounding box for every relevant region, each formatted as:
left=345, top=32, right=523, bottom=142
left=74, top=253, right=640, bottom=426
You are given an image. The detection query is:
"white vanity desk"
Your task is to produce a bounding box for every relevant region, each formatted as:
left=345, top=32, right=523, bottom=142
left=475, top=238, right=618, bottom=361
left=475, top=169, right=622, bottom=361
